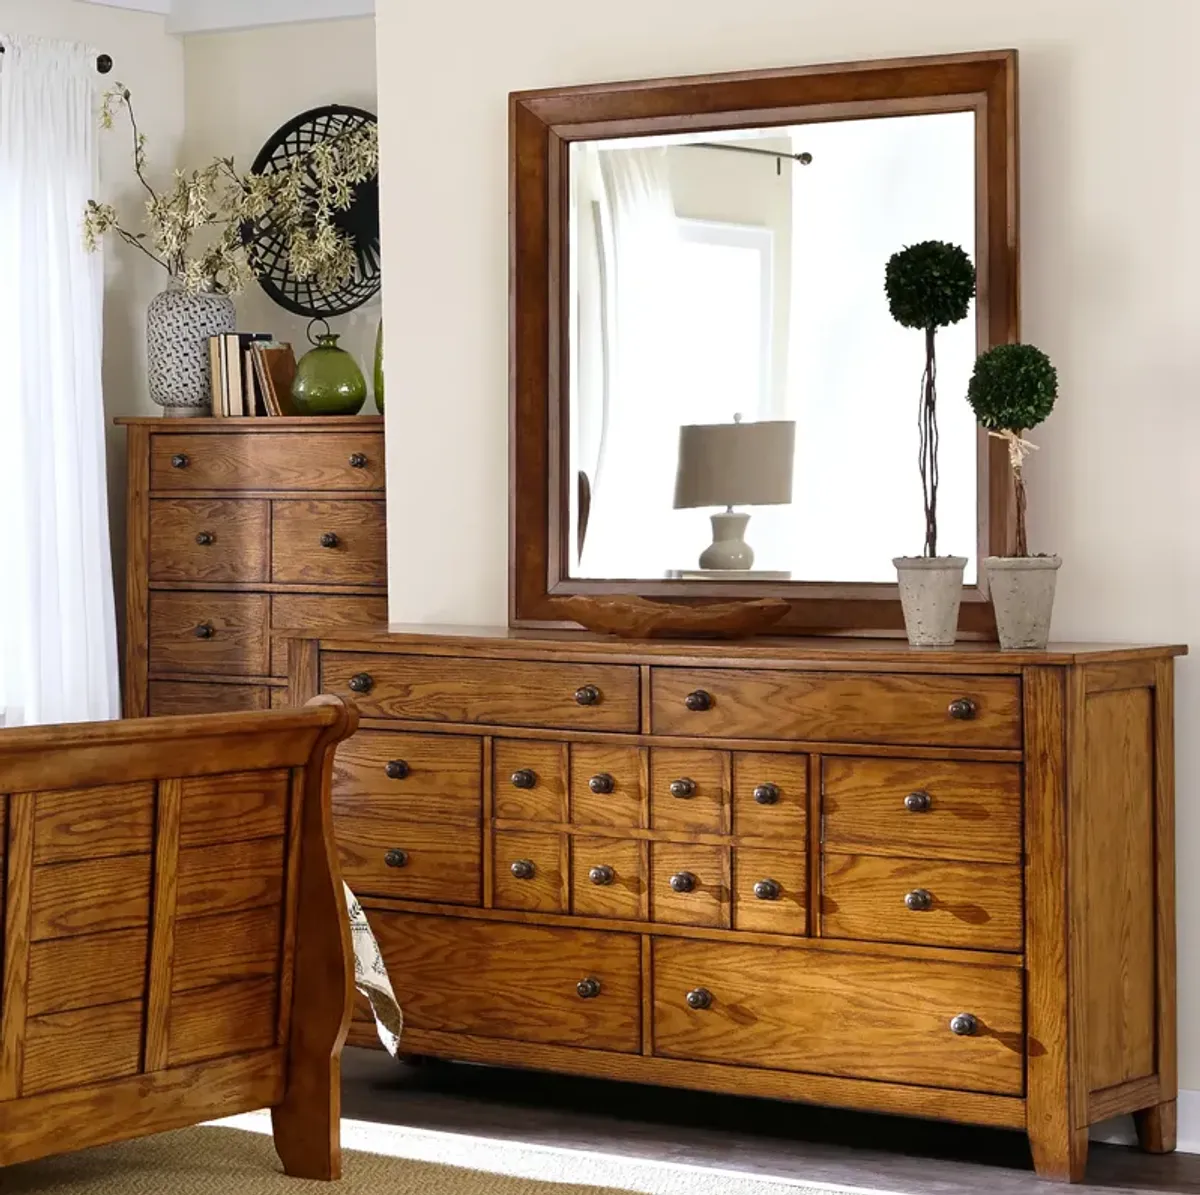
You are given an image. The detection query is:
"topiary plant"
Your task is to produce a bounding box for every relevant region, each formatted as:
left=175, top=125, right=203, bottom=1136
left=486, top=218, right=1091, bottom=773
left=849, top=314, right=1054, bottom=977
left=967, top=343, right=1058, bottom=557
left=885, top=241, right=976, bottom=558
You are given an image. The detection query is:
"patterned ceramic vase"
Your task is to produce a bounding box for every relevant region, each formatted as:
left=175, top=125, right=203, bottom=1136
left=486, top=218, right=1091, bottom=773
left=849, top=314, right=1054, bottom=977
left=146, top=280, right=237, bottom=417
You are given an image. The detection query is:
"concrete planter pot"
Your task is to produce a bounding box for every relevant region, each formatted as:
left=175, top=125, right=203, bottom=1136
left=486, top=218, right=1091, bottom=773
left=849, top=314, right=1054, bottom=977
left=893, top=556, right=966, bottom=647
left=986, top=555, right=1062, bottom=651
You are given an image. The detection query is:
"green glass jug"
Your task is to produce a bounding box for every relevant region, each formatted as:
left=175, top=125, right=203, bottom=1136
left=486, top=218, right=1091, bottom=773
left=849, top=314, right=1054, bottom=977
left=292, top=319, right=367, bottom=416
left=374, top=317, right=385, bottom=413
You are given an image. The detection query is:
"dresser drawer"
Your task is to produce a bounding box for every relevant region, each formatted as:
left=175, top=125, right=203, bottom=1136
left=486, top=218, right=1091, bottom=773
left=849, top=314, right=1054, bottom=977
left=270, top=500, right=386, bottom=586
left=821, top=854, right=1023, bottom=952
left=149, top=499, right=268, bottom=583
left=733, top=846, right=807, bottom=935
left=368, top=913, right=641, bottom=1053
left=652, top=938, right=1023, bottom=1094
left=572, top=836, right=646, bottom=921
left=822, top=758, right=1022, bottom=863
left=150, top=431, right=385, bottom=492
left=650, top=843, right=729, bottom=929
left=493, top=830, right=568, bottom=913
left=650, top=749, right=728, bottom=834
left=321, top=653, right=641, bottom=732
left=149, top=593, right=269, bottom=677
left=337, top=820, right=481, bottom=906
left=651, top=669, right=1022, bottom=749
left=570, top=745, right=645, bottom=829
left=493, top=740, right=568, bottom=821
left=732, top=752, right=808, bottom=840
left=270, top=594, right=388, bottom=675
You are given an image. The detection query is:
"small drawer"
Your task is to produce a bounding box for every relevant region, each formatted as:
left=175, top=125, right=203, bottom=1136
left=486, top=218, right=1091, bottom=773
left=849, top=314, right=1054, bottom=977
left=150, top=431, right=385, bottom=492
left=732, top=752, right=808, bottom=841
left=149, top=593, right=269, bottom=677
left=321, top=653, right=640, bottom=732
left=334, top=731, right=482, bottom=827
left=493, top=829, right=568, bottom=913
left=270, top=499, right=386, bottom=586
left=732, top=846, right=807, bottom=936
left=821, top=854, right=1023, bottom=952
left=572, top=836, right=646, bottom=922
left=149, top=498, right=269, bottom=583
left=571, top=745, right=645, bottom=829
left=651, top=669, right=1022, bottom=749
left=337, top=820, right=481, bottom=906
left=651, top=843, right=729, bottom=929
left=650, top=749, right=728, bottom=834
left=270, top=594, right=388, bottom=676
left=822, top=758, right=1022, bottom=864
left=148, top=681, right=271, bottom=716
left=493, top=740, right=568, bottom=821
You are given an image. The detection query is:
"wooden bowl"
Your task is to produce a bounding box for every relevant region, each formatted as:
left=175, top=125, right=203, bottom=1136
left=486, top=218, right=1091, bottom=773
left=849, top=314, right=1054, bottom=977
left=560, top=595, right=790, bottom=640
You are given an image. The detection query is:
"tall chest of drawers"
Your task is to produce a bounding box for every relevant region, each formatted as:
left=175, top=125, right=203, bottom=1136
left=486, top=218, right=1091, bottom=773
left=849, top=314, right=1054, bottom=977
left=119, top=418, right=388, bottom=718
left=289, top=628, right=1183, bottom=1183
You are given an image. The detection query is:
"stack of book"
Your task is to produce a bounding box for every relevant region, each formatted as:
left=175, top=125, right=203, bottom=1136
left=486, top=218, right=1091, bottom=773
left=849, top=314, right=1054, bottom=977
left=208, top=334, right=300, bottom=417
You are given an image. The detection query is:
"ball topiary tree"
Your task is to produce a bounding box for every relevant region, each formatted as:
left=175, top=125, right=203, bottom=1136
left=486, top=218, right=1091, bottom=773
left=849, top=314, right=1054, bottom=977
left=885, top=240, right=976, bottom=559
left=967, top=343, right=1058, bottom=558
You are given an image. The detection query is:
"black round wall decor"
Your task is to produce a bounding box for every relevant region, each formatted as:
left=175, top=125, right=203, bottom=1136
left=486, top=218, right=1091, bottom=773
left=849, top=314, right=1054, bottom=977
left=246, top=104, right=380, bottom=320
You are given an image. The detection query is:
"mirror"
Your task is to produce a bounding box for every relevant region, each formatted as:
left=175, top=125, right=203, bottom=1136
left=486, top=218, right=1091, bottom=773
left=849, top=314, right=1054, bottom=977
left=568, top=112, right=979, bottom=584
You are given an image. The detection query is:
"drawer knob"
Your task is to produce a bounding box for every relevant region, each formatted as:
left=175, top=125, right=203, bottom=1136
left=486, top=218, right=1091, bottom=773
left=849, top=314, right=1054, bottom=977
left=669, top=777, right=696, bottom=799
left=669, top=871, right=696, bottom=894
left=510, top=768, right=537, bottom=790
left=170, top=453, right=189, bottom=469
left=950, top=1013, right=978, bottom=1037
left=948, top=697, right=977, bottom=721
left=384, top=848, right=409, bottom=869
left=589, top=773, right=615, bottom=795
left=904, top=790, right=932, bottom=813
left=589, top=864, right=614, bottom=887
left=510, top=858, right=536, bottom=881
left=349, top=452, right=369, bottom=468
left=576, top=977, right=602, bottom=1000
left=385, top=759, right=410, bottom=780
left=193, top=623, right=215, bottom=640
left=684, top=689, right=713, bottom=712
left=574, top=684, right=602, bottom=707
left=348, top=673, right=374, bottom=694
left=905, top=888, right=934, bottom=911
left=320, top=532, right=340, bottom=548
left=753, top=783, right=780, bottom=806
left=195, top=531, right=215, bottom=546
left=686, top=987, right=713, bottom=1011
left=753, top=878, right=781, bottom=901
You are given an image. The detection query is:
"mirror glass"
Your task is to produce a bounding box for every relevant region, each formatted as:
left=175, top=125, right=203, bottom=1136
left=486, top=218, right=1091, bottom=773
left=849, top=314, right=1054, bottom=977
left=567, top=111, right=980, bottom=585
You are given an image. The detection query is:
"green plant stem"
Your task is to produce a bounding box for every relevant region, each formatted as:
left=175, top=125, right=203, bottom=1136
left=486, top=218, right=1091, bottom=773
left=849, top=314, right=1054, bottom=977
left=919, top=326, right=940, bottom=557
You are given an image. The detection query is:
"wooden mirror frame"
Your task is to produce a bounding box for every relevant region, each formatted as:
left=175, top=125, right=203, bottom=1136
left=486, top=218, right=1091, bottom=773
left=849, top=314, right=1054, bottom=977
left=510, top=50, right=1018, bottom=635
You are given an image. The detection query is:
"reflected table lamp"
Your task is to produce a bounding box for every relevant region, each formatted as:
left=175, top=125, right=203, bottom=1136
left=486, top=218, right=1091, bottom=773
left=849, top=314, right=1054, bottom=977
left=673, top=416, right=796, bottom=570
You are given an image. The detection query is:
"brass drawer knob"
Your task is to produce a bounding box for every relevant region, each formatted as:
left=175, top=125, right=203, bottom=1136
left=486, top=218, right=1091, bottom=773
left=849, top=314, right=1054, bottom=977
left=905, top=888, right=934, bottom=911
left=510, top=859, right=536, bottom=881
left=193, top=623, right=215, bottom=640
left=753, top=783, right=780, bottom=806
left=669, top=871, right=696, bottom=893
left=685, top=689, right=713, bottom=712
left=948, top=697, right=977, bottom=721
left=348, top=673, right=374, bottom=694
left=686, top=987, right=713, bottom=1010
left=950, top=1013, right=978, bottom=1037
left=589, top=864, right=614, bottom=887
left=669, top=777, right=696, bottom=799
left=384, top=848, right=408, bottom=869
left=349, top=452, right=369, bottom=468
left=320, top=532, right=340, bottom=549
left=170, top=453, right=189, bottom=469
left=574, top=684, right=602, bottom=707
left=754, top=878, right=781, bottom=901
left=576, top=977, right=602, bottom=1000
left=385, top=760, right=410, bottom=780
left=904, top=791, right=932, bottom=813
left=510, top=768, right=537, bottom=790
left=195, top=531, right=215, bottom=546
left=588, top=773, right=615, bottom=794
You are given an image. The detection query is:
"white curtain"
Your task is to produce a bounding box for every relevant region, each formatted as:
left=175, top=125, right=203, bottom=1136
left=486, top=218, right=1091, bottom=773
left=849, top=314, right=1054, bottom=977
left=0, top=36, right=118, bottom=727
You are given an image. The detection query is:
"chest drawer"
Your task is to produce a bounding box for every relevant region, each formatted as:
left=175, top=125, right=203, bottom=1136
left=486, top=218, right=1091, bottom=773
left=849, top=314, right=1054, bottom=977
left=651, top=669, right=1022, bottom=749
left=150, top=431, right=385, bottom=492
left=651, top=938, right=1023, bottom=1094
left=337, top=820, right=480, bottom=906
left=321, top=653, right=641, bottom=732
left=271, top=500, right=386, bottom=586
left=270, top=594, right=388, bottom=676
left=368, top=912, right=642, bottom=1053
left=149, top=593, right=269, bottom=677
left=149, top=499, right=268, bottom=583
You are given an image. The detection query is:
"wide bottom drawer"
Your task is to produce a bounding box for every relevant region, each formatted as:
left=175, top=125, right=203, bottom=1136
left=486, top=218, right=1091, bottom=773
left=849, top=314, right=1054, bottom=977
left=652, top=939, right=1023, bottom=1095
left=364, top=912, right=641, bottom=1053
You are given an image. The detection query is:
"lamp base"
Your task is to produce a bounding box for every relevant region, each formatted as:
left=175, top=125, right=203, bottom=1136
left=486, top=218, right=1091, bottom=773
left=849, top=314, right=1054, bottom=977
left=699, top=510, right=754, bottom=570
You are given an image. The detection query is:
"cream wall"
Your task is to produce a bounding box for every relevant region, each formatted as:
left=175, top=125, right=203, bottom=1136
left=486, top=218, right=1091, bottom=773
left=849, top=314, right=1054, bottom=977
left=376, top=0, right=1200, bottom=1100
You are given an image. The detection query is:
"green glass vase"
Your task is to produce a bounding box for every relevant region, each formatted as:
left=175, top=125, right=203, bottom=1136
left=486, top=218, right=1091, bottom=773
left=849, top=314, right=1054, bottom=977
left=374, top=317, right=385, bottom=413
left=292, top=323, right=367, bottom=416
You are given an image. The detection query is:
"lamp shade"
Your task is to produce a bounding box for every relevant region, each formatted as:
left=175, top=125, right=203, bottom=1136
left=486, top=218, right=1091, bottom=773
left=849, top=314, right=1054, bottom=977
left=673, top=419, right=796, bottom=509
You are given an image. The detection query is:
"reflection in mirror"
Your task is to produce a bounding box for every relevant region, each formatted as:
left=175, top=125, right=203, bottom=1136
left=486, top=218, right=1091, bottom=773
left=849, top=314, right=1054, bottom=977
left=568, top=111, right=979, bottom=585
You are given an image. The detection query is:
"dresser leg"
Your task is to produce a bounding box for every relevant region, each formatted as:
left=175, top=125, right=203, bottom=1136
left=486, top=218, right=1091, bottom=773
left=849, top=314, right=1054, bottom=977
left=1134, top=1100, right=1177, bottom=1154
left=1029, top=1124, right=1088, bottom=1183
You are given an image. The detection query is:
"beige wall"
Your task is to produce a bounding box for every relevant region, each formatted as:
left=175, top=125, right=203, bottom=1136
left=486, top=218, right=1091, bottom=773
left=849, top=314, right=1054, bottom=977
left=376, top=0, right=1200, bottom=1092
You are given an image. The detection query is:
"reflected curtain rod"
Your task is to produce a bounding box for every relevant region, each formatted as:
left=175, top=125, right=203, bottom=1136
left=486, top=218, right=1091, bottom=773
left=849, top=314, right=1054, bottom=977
left=689, top=142, right=813, bottom=175
left=0, top=48, right=113, bottom=73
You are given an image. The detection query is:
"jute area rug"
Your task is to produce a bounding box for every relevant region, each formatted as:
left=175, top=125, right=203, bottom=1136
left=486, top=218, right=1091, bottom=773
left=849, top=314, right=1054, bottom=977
left=0, top=1112, right=892, bottom=1195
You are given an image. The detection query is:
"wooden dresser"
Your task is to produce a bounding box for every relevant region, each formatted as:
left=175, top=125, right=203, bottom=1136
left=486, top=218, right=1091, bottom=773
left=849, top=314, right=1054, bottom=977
left=289, top=628, right=1183, bottom=1183
left=118, top=417, right=388, bottom=719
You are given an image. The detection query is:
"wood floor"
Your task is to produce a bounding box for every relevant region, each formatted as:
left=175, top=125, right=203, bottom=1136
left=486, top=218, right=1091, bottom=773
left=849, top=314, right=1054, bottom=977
left=342, top=1048, right=1200, bottom=1194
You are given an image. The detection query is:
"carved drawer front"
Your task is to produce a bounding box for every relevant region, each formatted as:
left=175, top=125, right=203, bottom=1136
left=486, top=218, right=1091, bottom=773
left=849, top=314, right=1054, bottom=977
left=651, top=938, right=1023, bottom=1095
left=270, top=594, right=389, bottom=675
left=334, top=730, right=482, bottom=826
left=493, top=829, right=568, bottom=913
left=822, top=758, right=1023, bottom=864
left=149, top=681, right=271, bottom=716
left=337, top=819, right=481, bottom=906
left=732, top=752, right=809, bottom=840
left=270, top=499, right=387, bottom=586
left=149, top=592, right=269, bottom=677
left=651, top=668, right=1022, bottom=749
left=732, top=846, right=808, bottom=935
left=321, top=653, right=640, bottom=731
left=571, top=744, right=645, bottom=829
left=651, top=842, right=730, bottom=929
left=650, top=748, right=729, bottom=834
left=572, top=835, right=647, bottom=921
left=493, top=740, right=568, bottom=821
left=821, top=855, right=1023, bottom=953
left=149, top=498, right=269, bottom=583
left=150, top=431, right=386, bottom=491
left=367, top=912, right=642, bottom=1052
